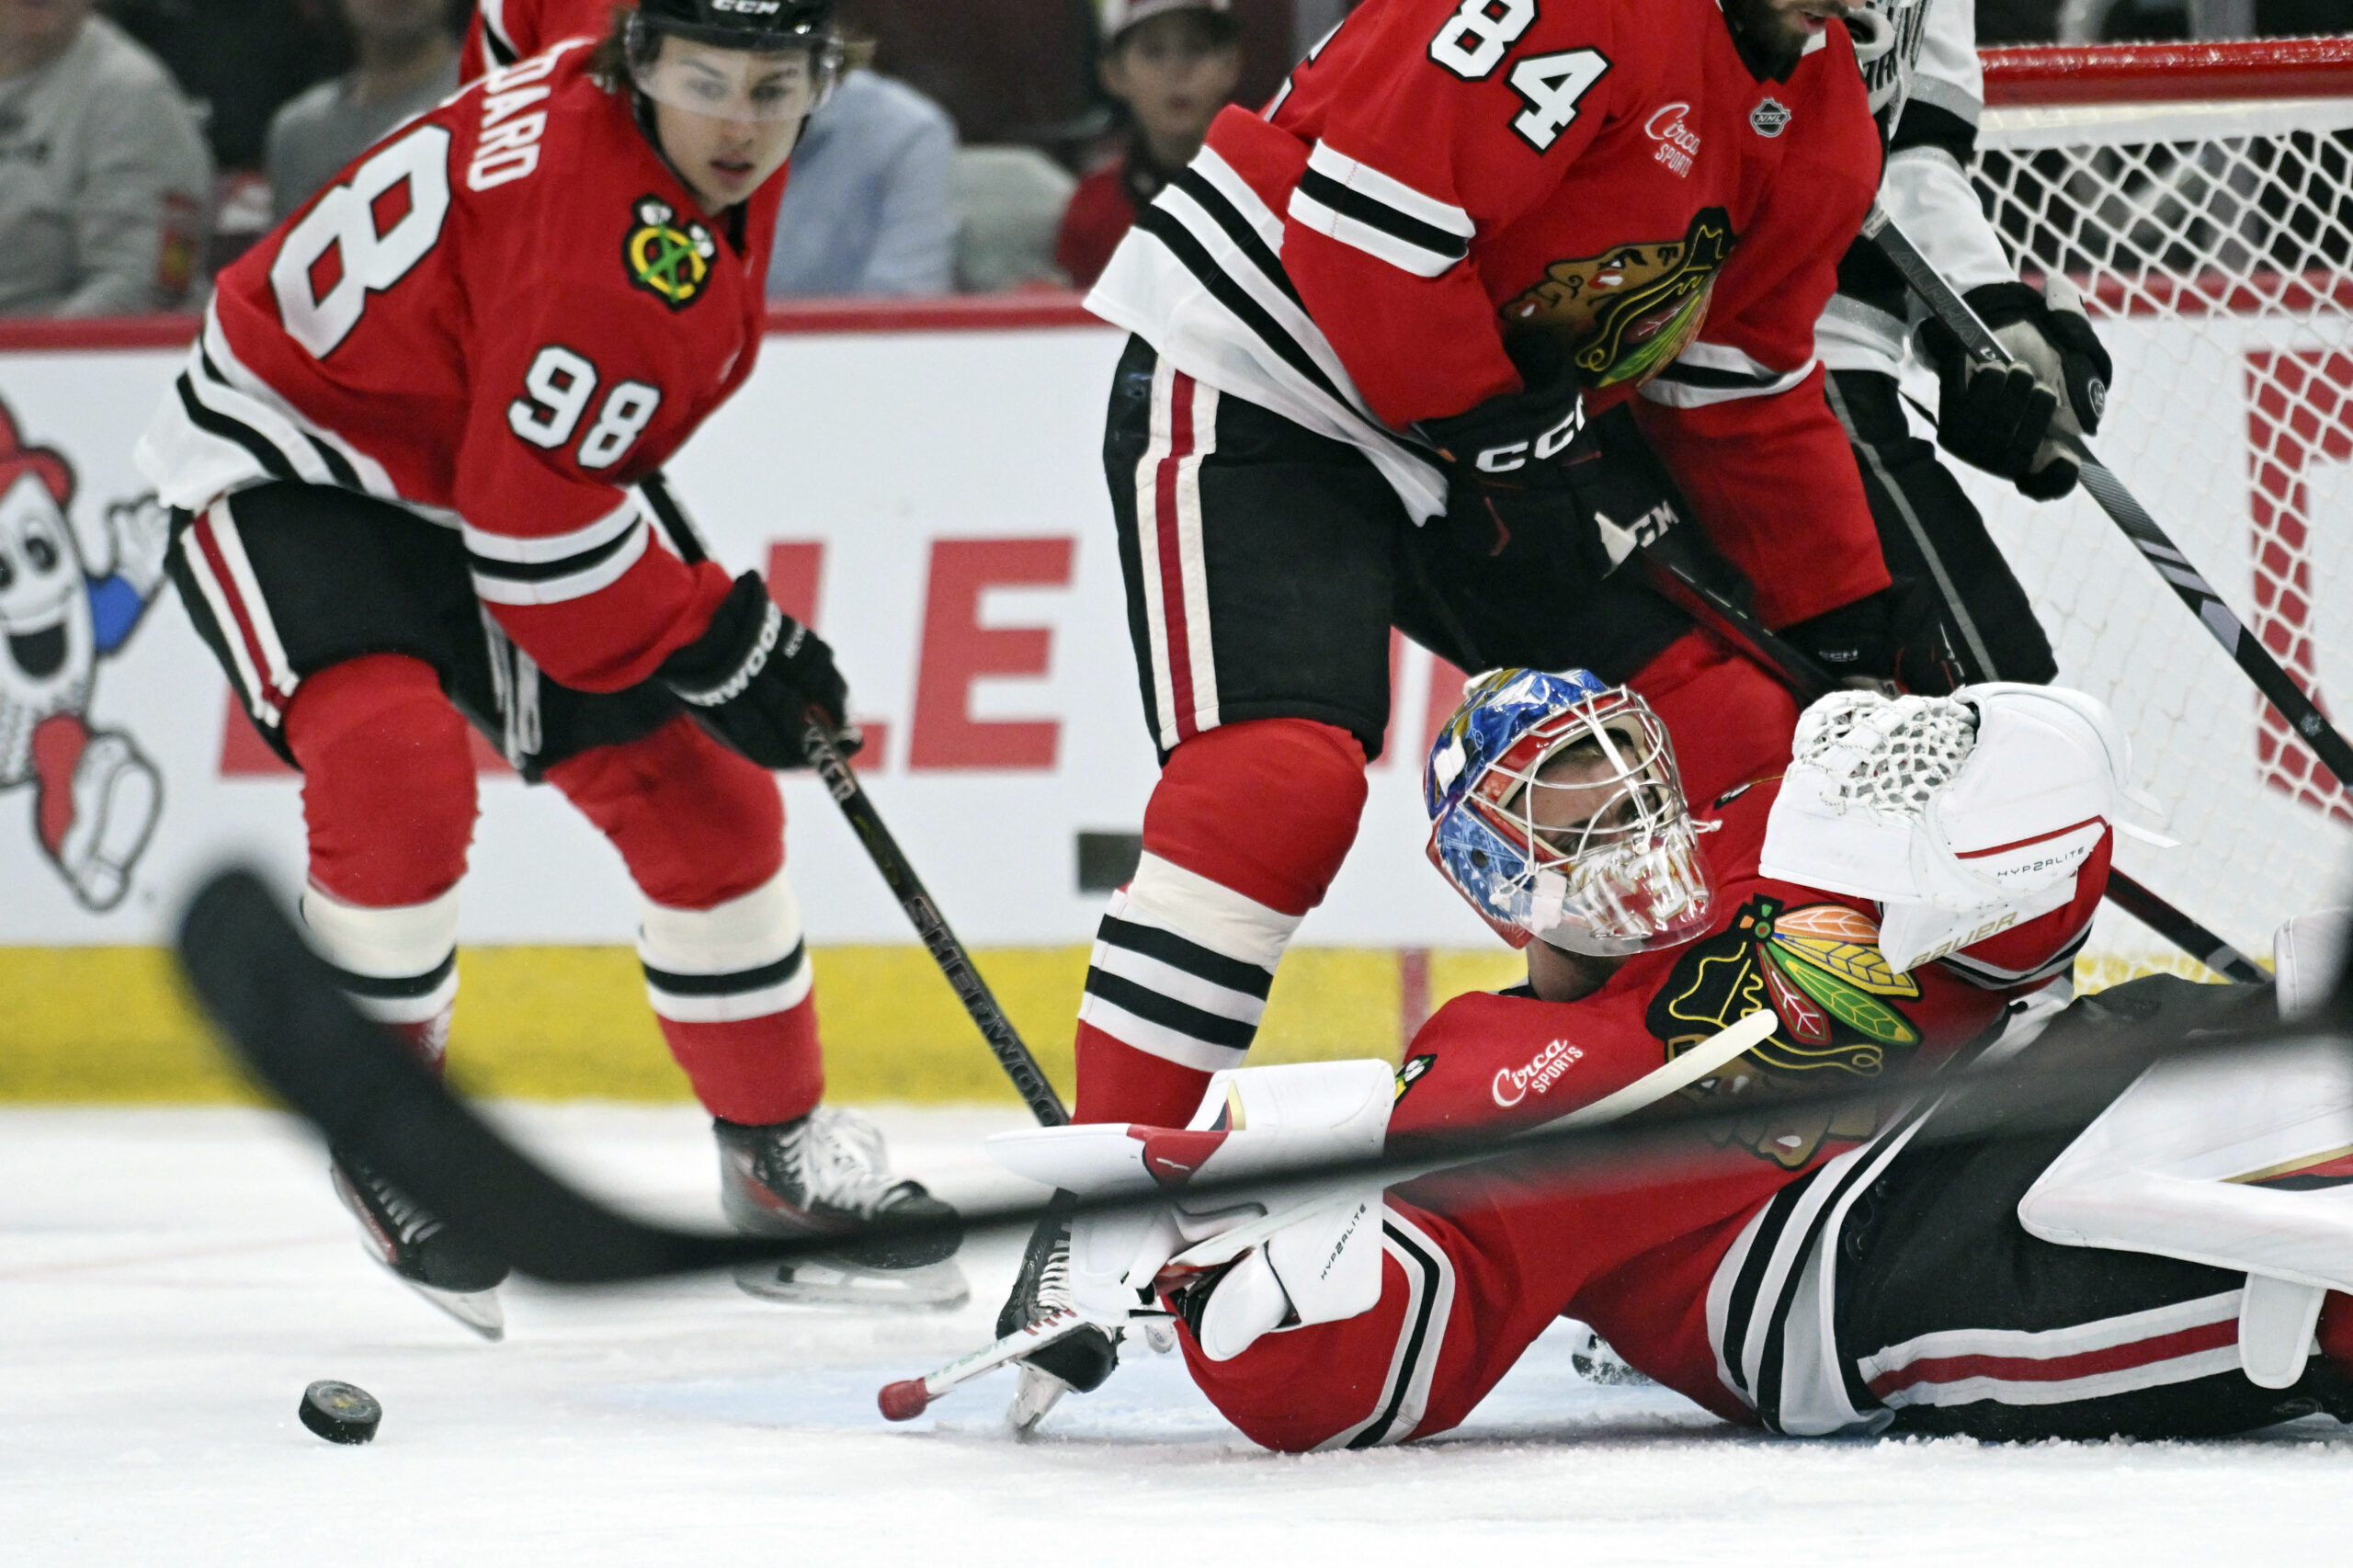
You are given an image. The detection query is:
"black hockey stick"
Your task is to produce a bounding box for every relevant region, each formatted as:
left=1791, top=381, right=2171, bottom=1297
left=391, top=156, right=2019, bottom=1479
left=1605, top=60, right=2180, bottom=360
left=1639, top=545, right=2270, bottom=984
left=1865, top=206, right=2353, bottom=797
left=639, top=468, right=1067, bottom=1124
left=175, top=869, right=2342, bottom=1290
left=799, top=713, right=1070, bottom=1126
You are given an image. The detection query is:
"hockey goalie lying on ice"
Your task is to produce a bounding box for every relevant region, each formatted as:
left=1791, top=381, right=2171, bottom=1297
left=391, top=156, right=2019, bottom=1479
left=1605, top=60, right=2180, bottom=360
left=990, top=668, right=2353, bottom=1445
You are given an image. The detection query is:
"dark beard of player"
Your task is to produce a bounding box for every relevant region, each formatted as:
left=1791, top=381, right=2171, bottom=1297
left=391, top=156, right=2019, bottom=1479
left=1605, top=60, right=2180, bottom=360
left=1719, top=0, right=1843, bottom=82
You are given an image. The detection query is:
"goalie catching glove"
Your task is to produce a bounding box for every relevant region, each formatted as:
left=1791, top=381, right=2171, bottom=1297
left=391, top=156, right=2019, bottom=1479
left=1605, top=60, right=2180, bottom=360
left=659, top=571, right=860, bottom=768
left=1920, top=276, right=2113, bottom=502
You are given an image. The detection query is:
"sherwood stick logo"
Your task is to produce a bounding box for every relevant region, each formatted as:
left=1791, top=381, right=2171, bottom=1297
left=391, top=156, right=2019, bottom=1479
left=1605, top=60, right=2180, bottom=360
left=1493, top=1037, right=1585, bottom=1107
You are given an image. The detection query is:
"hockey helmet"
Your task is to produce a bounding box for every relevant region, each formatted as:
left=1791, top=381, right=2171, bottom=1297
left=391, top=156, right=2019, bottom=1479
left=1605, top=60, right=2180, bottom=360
left=627, top=0, right=845, bottom=120
left=1425, top=668, right=1716, bottom=957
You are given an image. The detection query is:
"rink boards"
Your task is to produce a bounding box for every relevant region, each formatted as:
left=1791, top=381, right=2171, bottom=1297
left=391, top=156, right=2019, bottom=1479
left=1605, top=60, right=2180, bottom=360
left=0, top=302, right=2342, bottom=1097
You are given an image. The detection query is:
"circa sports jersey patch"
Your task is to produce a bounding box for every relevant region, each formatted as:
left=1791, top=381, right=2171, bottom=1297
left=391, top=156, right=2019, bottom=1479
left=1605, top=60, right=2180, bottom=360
left=624, top=197, right=718, bottom=311
left=1498, top=207, right=1733, bottom=389
left=1749, top=97, right=1792, bottom=138
left=1643, top=897, right=1922, bottom=1168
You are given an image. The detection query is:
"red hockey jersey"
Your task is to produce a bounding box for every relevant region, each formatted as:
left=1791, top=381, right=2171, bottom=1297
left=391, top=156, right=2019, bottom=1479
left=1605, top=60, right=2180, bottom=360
left=1184, top=778, right=2109, bottom=1448
left=1087, top=0, right=1890, bottom=628
left=464, top=0, right=614, bottom=80
left=135, top=42, right=784, bottom=691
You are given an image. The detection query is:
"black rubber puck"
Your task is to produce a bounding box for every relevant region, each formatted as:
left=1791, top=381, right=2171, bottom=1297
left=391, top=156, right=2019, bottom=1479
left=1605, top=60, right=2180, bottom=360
left=299, top=1380, right=381, bottom=1445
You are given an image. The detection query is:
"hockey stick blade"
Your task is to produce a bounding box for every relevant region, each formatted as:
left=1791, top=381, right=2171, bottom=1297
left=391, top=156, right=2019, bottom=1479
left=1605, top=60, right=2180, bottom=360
left=1865, top=205, right=2353, bottom=794
left=176, top=869, right=883, bottom=1284
left=174, top=869, right=2353, bottom=1291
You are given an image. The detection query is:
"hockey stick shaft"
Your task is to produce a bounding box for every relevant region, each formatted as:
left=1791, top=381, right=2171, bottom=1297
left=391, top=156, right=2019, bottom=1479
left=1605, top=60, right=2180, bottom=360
left=176, top=869, right=2343, bottom=1291
left=1641, top=545, right=2268, bottom=983
left=879, top=1311, right=1088, bottom=1420
left=799, top=713, right=1070, bottom=1126
left=1864, top=206, right=2353, bottom=795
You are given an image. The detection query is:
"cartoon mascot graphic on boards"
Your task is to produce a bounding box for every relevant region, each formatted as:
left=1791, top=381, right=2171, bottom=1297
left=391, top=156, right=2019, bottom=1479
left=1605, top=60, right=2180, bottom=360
left=0, top=400, right=167, bottom=909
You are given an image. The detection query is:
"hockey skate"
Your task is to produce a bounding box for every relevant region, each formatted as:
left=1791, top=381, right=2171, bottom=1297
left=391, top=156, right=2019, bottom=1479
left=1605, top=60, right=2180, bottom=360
left=996, top=1199, right=1123, bottom=1435
left=331, top=1155, right=509, bottom=1340
left=718, top=1108, right=969, bottom=1311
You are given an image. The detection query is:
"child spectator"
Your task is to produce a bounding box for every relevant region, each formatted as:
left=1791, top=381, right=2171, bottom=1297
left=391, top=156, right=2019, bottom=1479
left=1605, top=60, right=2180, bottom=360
left=0, top=0, right=210, bottom=314
left=265, top=0, right=459, bottom=220
left=1055, top=0, right=1239, bottom=291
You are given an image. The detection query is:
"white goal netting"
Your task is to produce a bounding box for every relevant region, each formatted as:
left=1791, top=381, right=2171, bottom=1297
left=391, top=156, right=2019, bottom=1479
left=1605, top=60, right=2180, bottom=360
left=1951, top=42, right=2353, bottom=982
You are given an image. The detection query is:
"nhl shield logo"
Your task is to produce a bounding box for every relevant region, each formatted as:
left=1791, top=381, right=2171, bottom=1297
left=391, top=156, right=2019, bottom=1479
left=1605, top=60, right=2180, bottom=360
left=624, top=196, right=717, bottom=311
left=1749, top=97, right=1792, bottom=137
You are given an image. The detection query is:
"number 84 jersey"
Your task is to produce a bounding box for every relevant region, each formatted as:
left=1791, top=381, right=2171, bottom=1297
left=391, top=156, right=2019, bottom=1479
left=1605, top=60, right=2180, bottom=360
left=134, top=41, right=778, bottom=692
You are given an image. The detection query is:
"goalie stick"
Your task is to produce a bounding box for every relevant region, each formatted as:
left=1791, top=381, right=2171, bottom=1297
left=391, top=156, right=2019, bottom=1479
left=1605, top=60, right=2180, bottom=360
left=176, top=869, right=2335, bottom=1295
left=634, top=469, right=1068, bottom=1125
left=1864, top=205, right=2353, bottom=800
left=1638, top=546, right=2269, bottom=985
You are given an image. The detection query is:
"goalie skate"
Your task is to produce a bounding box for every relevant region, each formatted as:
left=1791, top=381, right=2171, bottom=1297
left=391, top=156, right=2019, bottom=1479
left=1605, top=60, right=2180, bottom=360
left=331, top=1157, right=508, bottom=1340
left=995, top=1200, right=1119, bottom=1435
left=718, top=1108, right=968, bottom=1311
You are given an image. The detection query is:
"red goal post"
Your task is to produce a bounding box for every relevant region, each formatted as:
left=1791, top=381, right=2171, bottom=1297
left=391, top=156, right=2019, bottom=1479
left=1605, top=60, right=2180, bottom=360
left=1955, top=36, right=2353, bottom=983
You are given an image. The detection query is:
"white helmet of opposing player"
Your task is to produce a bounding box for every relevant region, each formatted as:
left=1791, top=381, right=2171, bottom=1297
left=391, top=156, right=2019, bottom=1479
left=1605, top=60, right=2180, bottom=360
left=1759, top=683, right=2131, bottom=972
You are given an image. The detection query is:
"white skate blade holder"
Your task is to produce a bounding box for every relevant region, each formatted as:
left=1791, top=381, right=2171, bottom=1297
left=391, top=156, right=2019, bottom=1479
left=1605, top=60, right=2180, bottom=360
left=734, top=1255, right=970, bottom=1312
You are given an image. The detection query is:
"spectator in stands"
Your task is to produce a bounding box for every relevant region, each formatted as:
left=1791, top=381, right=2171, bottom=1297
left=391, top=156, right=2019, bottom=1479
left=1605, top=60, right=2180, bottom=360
left=1055, top=0, right=1241, bottom=292
left=767, top=57, right=957, bottom=298
left=265, top=0, right=458, bottom=220
left=0, top=0, right=210, bottom=314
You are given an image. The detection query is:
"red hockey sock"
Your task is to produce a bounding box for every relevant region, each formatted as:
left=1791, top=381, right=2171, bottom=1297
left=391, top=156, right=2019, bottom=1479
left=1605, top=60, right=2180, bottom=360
left=548, top=717, right=815, bottom=1125
left=284, top=653, right=477, bottom=907
left=2315, top=1291, right=2353, bottom=1375
left=1074, top=718, right=1367, bottom=1124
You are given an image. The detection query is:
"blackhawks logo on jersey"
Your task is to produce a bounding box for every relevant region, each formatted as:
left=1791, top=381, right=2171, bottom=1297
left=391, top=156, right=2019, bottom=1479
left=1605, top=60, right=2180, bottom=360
left=1499, top=207, right=1733, bottom=390
left=624, top=196, right=717, bottom=311
left=1643, top=896, right=1923, bottom=1168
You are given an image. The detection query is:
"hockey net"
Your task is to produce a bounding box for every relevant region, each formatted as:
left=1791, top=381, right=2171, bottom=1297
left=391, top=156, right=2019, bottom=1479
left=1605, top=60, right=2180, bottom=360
left=1958, top=38, right=2353, bottom=983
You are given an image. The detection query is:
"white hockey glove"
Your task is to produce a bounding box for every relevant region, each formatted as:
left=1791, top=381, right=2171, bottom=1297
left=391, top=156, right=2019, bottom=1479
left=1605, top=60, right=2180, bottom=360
left=989, top=1060, right=1395, bottom=1361
left=1921, top=277, right=2114, bottom=502
left=1759, top=683, right=2131, bottom=972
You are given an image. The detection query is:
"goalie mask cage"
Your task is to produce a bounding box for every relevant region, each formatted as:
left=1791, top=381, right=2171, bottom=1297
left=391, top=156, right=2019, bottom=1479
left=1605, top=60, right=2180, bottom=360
left=1958, top=37, right=2353, bottom=983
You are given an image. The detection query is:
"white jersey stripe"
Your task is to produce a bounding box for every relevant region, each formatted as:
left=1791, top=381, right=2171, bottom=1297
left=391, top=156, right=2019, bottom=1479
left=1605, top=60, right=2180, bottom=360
left=1174, top=375, right=1221, bottom=733
left=1133, top=358, right=1183, bottom=749
left=468, top=515, right=649, bottom=606
left=1302, top=141, right=1474, bottom=241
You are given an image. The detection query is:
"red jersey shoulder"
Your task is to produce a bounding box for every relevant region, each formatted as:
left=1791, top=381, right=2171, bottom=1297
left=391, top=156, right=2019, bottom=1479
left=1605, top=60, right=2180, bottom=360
left=467, top=0, right=615, bottom=82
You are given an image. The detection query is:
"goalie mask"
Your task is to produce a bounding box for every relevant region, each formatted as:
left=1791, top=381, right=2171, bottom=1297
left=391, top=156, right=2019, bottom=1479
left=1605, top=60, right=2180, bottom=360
left=1424, top=668, right=1716, bottom=957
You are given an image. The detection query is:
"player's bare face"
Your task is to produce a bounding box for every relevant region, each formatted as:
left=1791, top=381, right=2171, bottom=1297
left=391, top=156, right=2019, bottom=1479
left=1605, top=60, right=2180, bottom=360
left=1725, top=0, right=1859, bottom=78
left=641, top=40, right=815, bottom=214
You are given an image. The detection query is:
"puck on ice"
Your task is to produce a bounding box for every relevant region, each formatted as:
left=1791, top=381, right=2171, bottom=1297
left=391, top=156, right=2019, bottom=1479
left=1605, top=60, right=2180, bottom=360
left=300, top=1381, right=381, bottom=1445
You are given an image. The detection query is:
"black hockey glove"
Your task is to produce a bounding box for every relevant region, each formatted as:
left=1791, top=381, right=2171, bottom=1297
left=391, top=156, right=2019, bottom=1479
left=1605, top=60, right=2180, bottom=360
left=1415, top=335, right=1590, bottom=560
left=659, top=571, right=860, bottom=770
left=1783, top=578, right=1965, bottom=695
left=1920, top=278, right=2113, bottom=502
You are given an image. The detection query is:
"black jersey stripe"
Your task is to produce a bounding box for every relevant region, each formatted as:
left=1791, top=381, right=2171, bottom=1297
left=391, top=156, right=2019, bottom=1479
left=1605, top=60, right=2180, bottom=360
left=1753, top=1099, right=1942, bottom=1431
left=1134, top=196, right=1433, bottom=472
left=1347, top=1220, right=1443, bottom=1449
left=642, top=941, right=806, bottom=999
left=1654, top=361, right=1784, bottom=392
left=1719, top=1164, right=1824, bottom=1396
left=1096, top=915, right=1274, bottom=1000
left=465, top=519, right=642, bottom=585
left=1082, top=966, right=1259, bottom=1049
left=329, top=951, right=457, bottom=1001
left=1294, top=166, right=1471, bottom=264
left=1169, top=167, right=1304, bottom=310
left=176, top=372, right=296, bottom=483
left=303, top=434, right=364, bottom=492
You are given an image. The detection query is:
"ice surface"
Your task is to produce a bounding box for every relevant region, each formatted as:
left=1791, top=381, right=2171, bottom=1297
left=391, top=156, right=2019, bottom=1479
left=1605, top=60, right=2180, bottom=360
left=6, top=1105, right=2351, bottom=1565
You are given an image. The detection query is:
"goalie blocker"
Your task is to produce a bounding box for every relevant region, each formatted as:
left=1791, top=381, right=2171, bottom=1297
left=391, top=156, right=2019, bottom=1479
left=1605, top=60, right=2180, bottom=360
left=989, top=671, right=2353, bottom=1445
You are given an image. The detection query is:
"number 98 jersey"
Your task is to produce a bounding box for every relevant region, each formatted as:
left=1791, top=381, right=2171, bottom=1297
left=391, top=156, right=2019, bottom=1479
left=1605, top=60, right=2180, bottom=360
left=133, top=41, right=781, bottom=693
